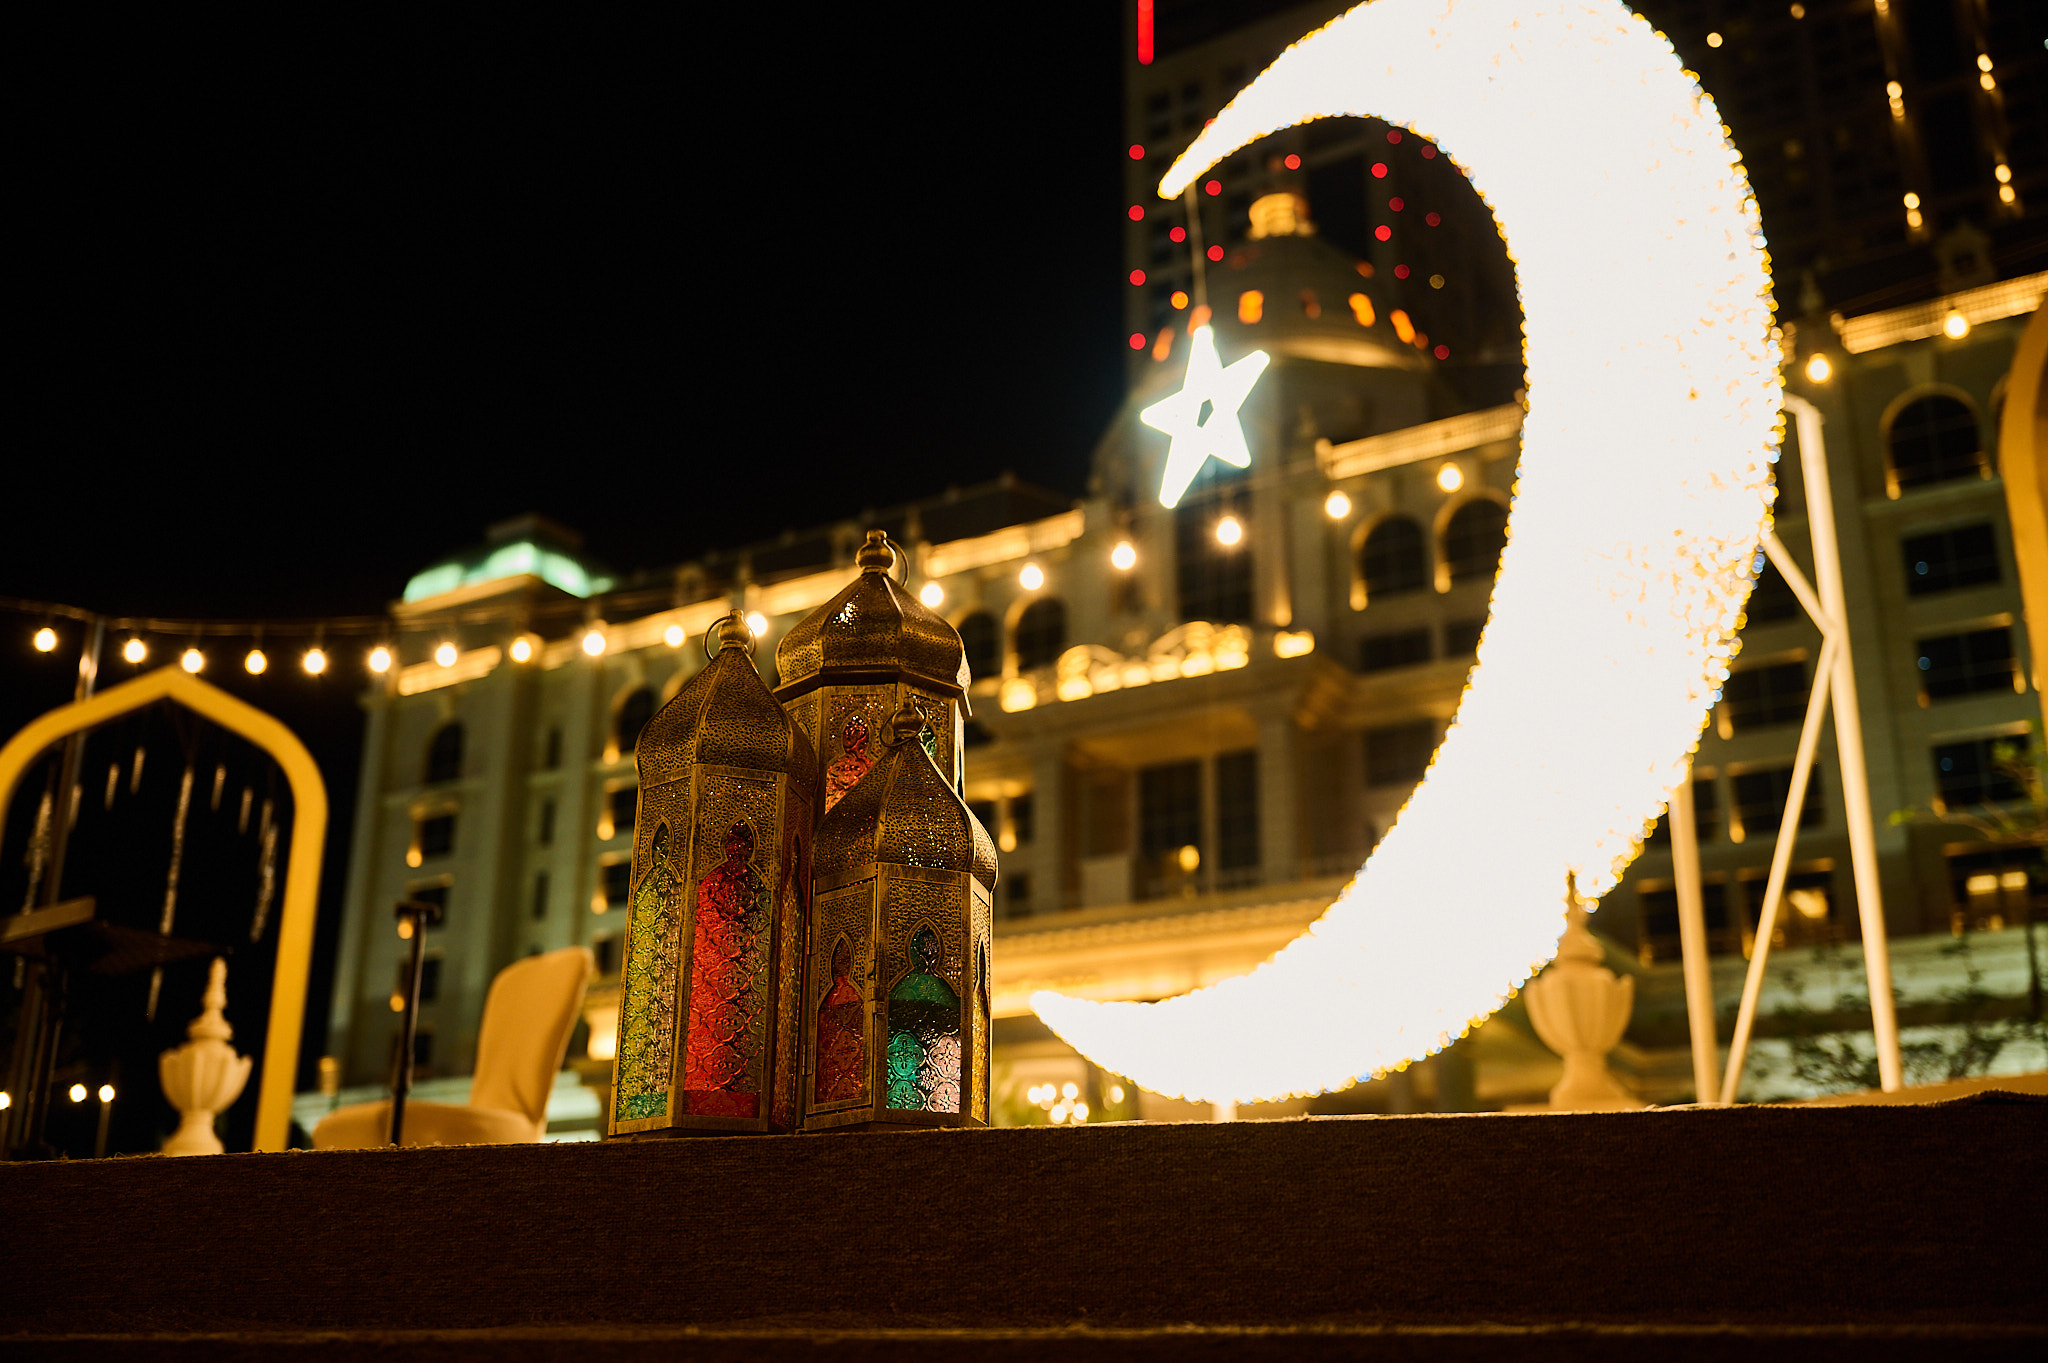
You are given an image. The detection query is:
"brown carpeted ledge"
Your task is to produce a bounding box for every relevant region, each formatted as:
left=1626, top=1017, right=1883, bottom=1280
left=3, top=1098, right=2043, bottom=1356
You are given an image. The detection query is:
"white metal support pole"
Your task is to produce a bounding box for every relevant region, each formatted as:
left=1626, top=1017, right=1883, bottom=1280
left=1720, top=630, right=1840, bottom=1103
left=1669, top=770, right=1720, bottom=1103
left=1785, top=394, right=1903, bottom=1091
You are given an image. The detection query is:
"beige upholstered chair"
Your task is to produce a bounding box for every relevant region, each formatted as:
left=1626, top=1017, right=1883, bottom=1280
left=314, top=945, right=594, bottom=1149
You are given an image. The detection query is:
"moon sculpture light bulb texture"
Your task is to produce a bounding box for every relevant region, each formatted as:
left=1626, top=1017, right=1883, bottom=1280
left=1033, top=0, right=1780, bottom=1104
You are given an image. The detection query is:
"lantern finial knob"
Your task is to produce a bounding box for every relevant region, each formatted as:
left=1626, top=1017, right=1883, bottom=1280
left=884, top=702, right=924, bottom=749
left=855, top=530, right=895, bottom=574
left=711, top=610, right=756, bottom=657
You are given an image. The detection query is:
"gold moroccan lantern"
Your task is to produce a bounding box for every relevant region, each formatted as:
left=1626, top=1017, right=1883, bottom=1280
left=805, top=703, right=996, bottom=1131
left=608, top=611, right=819, bottom=1137
left=775, top=529, right=971, bottom=816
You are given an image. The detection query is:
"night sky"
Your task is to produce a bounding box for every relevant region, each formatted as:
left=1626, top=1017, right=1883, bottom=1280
left=3, top=9, right=1128, bottom=1139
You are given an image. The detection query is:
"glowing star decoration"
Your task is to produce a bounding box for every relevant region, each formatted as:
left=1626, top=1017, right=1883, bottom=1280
left=1032, top=0, right=1780, bottom=1105
left=1142, top=325, right=1270, bottom=509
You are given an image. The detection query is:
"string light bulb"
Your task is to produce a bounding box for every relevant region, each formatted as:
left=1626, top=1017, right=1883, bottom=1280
left=1942, top=310, right=1971, bottom=341
left=663, top=624, right=684, bottom=648
left=1111, top=540, right=1138, bottom=571
left=368, top=645, right=393, bottom=674
left=244, top=648, right=267, bottom=675
left=1436, top=463, right=1465, bottom=493
left=745, top=612, right=769, bottom=637
left=122, top=637, right=148, bottom=664
left=1214, top=514, right=1244, bottom=546
left=1020, top=563, right=1045, bottom=591
left=302, top=647, right=327, bottom=675
left=180, top=648, right=204, bottom=674
left=1804, top=352, right=1832, bottom=383
left=435, top=641, right=460, bottom=667
left=1035, top=0, right=1781, bottom=1106
left=1325, top=490, right=1353, bottom=519
left=919, top=581, right=945, bottom=608
left=581, top=628, right=606, bottom=657
left=69, top=1083, right=87, bottom=1103
left=98, top=1084, right=114, bottom=1102
left=508, top=636, right=533, bottom=664
left=32, top=627, right=57, bottom=653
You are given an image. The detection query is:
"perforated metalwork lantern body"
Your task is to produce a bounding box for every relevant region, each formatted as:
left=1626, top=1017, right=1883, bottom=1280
left=608, top=614, right=819, bottom=1137
left=805, top=706, right=996, bottom=1131
left=775, top=530, right=970, bottom=815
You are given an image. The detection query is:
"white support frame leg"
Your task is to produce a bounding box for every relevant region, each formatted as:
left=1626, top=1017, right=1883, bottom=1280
left=1672, top=393, right=1904, bottom=1104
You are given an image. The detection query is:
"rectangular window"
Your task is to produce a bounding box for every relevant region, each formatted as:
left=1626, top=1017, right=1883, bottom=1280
left=1443, top=618, right=1486, bottom=657
left=1731, top=766, right=1823, bottom=836
left=601, top=859, right=633, bottom=910
left=1723, top=661, right=1810, bottom=732
left=1917, top=627, right=2017, bottom=700
left=1647, top=778, right=1721, bottom=844
left=1364, top=721, right=1438, bottom=788
left=1215, top=749, right=1260, bottom=874
left=1933, top=737, right=2028, bottom=808
left=608, top=785, right=638, bottom=836
left=1007, top=871, right=1033, bottom=918
left=393, top=955, right=443, bottom=1005
left=1640, top=880, right=1731, bottom=948
left=1746, top=557, right=1801, bottom=623
left=1945, top=846, right=2044, bottom=933
left=531, top=870, right=550, bottom=921
left=1360, top=629, right=1431, bottom=674
left=417, top=813, right=456, bottom=858
left=1138, top=760, right=1203, bottom=860
left=544, top=726, right=563, bottom=770
left=1902, top=523, right=2000, bottom=596
left=537, top=799, right=556, bottom=847
left=1010, top=792, right=1035, bottom=845
left=592, top=936, right=622, bottom=976
left=405, top=883, right=449, bottom=923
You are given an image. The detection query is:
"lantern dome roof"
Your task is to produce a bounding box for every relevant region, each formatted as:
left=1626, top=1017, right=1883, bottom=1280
left=773, top=531, right=970, bottom=701
left=639, top=611, right=818, bottom=791
left=815, top=705, right=996, bottom=892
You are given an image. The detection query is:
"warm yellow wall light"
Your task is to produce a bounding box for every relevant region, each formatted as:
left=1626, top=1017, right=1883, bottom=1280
left=1033, top=0, right=1779, bottom=1105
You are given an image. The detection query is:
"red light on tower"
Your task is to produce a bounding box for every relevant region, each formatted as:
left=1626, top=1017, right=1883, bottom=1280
left=1371, top=162, right=1388, bottom=179
left=1387, top=129, right=1403, bottom=144
left=1420, top=145, right=1437, bottom=160
left=1206, top=245, right=1224, bottom=262
left=1129, top=144, right=1145, bottom=160
left=1426, top=212, right=1441, bottom=226
left=1394, top=264, right=1411, bottom=279
left=1204, top=180, right=1221, bottom=196
left=1130, top=333, right=1147, bottom=350
left=1284, top=153, right=1301, bottom=170
left=1374, top=225, right=1391, bottom=242
left=1434, top=344, right=1450, bottom=359
left=1170, top=226, right=1186, bottom=243
left=1129, top=269, right=1147, bottom=286
left=1389, top=197, right=1404, bottom=212
left=1128, top=205, right=1145, bottom=221
left=1137, top=0, right=1154, bottom=65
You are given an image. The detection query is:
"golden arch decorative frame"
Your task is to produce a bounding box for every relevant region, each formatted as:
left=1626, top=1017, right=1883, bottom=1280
left=1998, top=304, right=2048, bottom=730
left=0, top=666, right=328, bottom=1152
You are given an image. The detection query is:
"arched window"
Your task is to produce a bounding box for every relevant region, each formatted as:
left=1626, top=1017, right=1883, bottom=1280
left=425, top=722, right=464, bottom=785
left=1361, top=516, right=1429, bottom=599
left=1443, top=499, right=1509, bottom=586
left=1013, top=599, right=1067, bottom=672
left=958, top=612, right=999, bottom=684
left=1888, top=394, right=1982, bottom=491
left=616, top=687, right=657, bottom=755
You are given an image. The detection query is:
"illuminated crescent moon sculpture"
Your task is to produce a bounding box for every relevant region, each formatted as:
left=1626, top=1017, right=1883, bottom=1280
left=1032, top=0, right=1780, bottom=1104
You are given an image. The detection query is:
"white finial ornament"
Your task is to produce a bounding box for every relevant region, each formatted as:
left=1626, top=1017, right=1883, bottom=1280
left=1143, top=325, right=1270, bottom=509
left=159, top=957, right=253, bottom=1156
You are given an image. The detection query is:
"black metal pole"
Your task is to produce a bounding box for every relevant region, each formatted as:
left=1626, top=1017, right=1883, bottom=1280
left=390, top=898, right=442, bottom=1145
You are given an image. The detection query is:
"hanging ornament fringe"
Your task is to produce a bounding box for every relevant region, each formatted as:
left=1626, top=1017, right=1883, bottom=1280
left=130, top=744, right=146, bottom=795
left=237, top=787, right=252, bottom=835
left=104, top=762, right=119, bottom=810
left=145, top=763, right=197, bottom=1023
left=22, top=790, right=52, bottom=912
left=66, top=781, right=80, bottom=831
left=211, top=763, right=225, bottom=812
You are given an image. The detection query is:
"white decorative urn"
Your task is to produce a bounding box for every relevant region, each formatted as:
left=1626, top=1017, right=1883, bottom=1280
left=158, top=957, right=253, bottom=1155
left=1523, top=902, right=1644, bottom=1112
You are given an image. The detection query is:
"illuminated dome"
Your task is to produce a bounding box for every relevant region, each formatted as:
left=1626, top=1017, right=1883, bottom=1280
left=774, top=531, right=970, bottom=701
left=401, top=513, right=615, bottom=605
